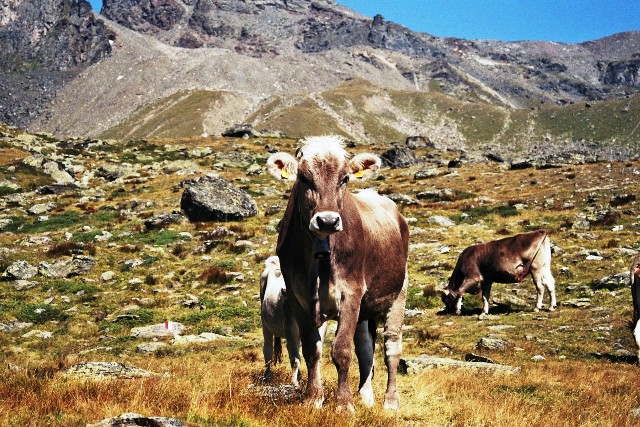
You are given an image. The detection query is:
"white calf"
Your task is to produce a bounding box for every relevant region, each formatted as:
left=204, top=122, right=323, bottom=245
left=631, top=256, right=640, bottom=364
left=260, top=256, right=301, bottom=385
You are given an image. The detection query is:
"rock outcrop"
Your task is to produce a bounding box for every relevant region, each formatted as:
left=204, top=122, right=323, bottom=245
left=0, top=0, right=113, bottom=128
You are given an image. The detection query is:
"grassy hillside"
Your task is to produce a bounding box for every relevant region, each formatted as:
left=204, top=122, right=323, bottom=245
left=101, top=79, right=640, bottom=160
left=2, top=125, right=639, bottom=426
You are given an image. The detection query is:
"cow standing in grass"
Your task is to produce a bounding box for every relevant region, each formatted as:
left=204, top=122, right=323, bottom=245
left=267, top=136, right=409, bottom=411
left=441, top=230, right=556, bottom=316
left=259, top=255, right=301, bottom=386
left=630, top=256, right=640, bottom=363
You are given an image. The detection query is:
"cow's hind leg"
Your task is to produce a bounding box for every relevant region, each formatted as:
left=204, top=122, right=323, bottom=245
left=383, top=277, right=407, bottom=410
left=480, top=282, right=493, bottom=318
left=532, top=265, right=556, bottom=312
left=354, top=318, right=375, bottom=407
left=262, top=328, right=274, bottom=381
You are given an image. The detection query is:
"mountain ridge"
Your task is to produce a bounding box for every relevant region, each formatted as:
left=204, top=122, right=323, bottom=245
left=1, top=0, right=639, bottom=160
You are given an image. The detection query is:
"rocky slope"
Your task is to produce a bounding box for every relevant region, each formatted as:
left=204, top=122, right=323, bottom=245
left=0, top=0, right=113, bottom=128
left=1, top=0, right=640, bottom=155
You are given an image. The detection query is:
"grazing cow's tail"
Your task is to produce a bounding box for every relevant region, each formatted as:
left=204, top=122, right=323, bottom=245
left=273, top=337, right=282, bottom=365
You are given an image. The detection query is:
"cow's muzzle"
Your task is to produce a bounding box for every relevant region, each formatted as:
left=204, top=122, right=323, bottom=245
left=309, top=211, right=343, bottom=236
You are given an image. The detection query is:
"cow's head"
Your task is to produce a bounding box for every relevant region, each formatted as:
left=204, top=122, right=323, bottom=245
left=439, top=287, right=458, bottom=313
left=267, top=135, right=380, bottom=239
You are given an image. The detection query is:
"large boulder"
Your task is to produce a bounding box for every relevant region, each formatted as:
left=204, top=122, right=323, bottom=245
left=180, top=175, right=257, bottom=222
left=380, top=147, right=420, bottom=169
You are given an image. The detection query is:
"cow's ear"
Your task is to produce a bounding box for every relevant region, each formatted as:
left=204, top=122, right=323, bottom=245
left=440, top=288, right=450, bottom=297
left=350, top=153, right=381, bottom=180
left=267, top=152, right=298, bottom=181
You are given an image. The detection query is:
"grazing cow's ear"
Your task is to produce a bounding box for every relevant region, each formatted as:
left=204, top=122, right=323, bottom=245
left=349, top=153, right=381, bottom=180
left=267, top=152, right=298, bottom=181
left=440, top=288, right=450, bottom=297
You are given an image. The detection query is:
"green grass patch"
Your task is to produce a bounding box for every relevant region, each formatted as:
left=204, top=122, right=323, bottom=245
left=17, top=304, right=68, bottom=324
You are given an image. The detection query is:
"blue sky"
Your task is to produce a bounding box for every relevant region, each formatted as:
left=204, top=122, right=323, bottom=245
left=87, top=0, right=639, bottom=43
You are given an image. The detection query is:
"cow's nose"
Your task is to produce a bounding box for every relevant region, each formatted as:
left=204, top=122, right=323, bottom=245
left=309, top=212, right=343, bottom=234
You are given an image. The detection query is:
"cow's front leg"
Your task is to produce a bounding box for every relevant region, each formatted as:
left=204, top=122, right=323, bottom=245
left=301, top=324, right=325, bottom=407
left=457, top=277, right=481, bottom=315
left=284, top=315, right=301, bottom=387
left=333, top=294, right=362, bottom=412
left=383, top=277, right=407, bottom=410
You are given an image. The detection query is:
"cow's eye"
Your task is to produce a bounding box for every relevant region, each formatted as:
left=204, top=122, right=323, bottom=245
left=339, top=175, right=350, bottom=186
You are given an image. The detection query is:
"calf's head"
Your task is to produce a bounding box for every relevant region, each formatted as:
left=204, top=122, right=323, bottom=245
left=267, top=136, right=381, bottom=239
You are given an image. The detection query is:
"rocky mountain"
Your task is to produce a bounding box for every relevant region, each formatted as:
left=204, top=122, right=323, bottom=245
left=1, top=0, right=640, bottom=159
left=0, top=0, right=113, bottom=128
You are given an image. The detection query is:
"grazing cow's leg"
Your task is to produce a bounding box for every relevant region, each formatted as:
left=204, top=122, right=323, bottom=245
left=456, top=277, right=481, bottom=315
left=285, top=316, right=301, bottom=387
left=332, top=292, right=362, bottom=412
left=531, top=265, right=556, bottom=312
left=383, top=277, right=407, bottom=410
left=480, top=282, right=493, bottom=317
left=354, top=318, right=375, bottom=407
left=262, top=327, right=274, bottom=381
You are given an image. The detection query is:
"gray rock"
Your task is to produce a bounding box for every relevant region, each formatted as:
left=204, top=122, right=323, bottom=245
left=39, top=255, right=96, bottom=278
left=593, top=272, right=629, bottom=290
left=130, top=322, right=187, bottom=340
left=562, top=298, right=592, bottom=308
left=477, top=337, right=509, bottom=351
left=172, top=332, right=241, bottom=345
left=416, top=188, right=455, bottom=201
left=86, top=413, right=186, bottom=427
left=0, top=321, right=33, bottom=333
left=144, top=212, right=186, bottom=230
left=136, top=342, right=168, bottom=354
left=427, top=215, right=455, bottom=227
left=180, top=175, right=257, bottom=222
left=406, top=135, right=433, bottom=149
left=63, top=362, right=162, bottom=380
left=399, top=355, right=520, bottom=375
left=14, top=280, right=37, bottom=290
left=42, top=161, right=74, bottom=184
left=414, top=168, right=440, bottom=180
left=28, top=203, right=55, bottom=215
left=380, top=147, right=420, bottom=169
left=4, top=260, right=38, bottom=280
left=492, top=293, right=529, bottom=310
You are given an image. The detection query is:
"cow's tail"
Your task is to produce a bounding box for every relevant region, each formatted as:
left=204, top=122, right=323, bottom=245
left=272, top=337, right=282, bottom=365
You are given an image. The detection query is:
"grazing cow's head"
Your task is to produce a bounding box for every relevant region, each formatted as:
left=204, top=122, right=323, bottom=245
left=440, top=288, right=458, bottom=313
left=267, top=136, right=381, bottom=239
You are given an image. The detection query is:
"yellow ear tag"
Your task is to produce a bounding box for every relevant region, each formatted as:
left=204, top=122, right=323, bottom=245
left=353, top=169, right=365, bottom=178
left=281, top=169, right=290, bottom=179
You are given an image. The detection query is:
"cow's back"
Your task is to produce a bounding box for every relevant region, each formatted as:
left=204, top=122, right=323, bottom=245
left=351, top=190, right=409, bottom=315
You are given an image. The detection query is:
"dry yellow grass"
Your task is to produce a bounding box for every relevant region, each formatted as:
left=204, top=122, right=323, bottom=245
left=1, top=130, right=639, bottom=426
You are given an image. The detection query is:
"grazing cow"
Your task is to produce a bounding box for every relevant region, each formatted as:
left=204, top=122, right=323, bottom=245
left=441, top=230, right=556, bottom=316
left=260, top=256, right=301, bottom=386
left=631, top=256, right=640, bottom=363
left=266, top=136, right=409, bottom=411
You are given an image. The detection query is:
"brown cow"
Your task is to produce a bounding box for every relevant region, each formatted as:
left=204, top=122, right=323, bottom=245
left=267, top=136, right=409, bottom=411
left=631, top=256, right=640, bottom=363
left=441, top=230, right=556, bottom=316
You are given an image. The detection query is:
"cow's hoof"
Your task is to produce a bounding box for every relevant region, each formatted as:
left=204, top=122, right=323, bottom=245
left=533, top=307, right=541, bottom=312
left=359, top=387, right=375, bottom=407
left=383, top=398, right=400, bottom=411
left=455, top=310, right=462, bottom=316
left=549, top=306, right=556, bottom=312
left=336, top=403, right=355, bottom=413
left=478, top=313, right=488, bottom=320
